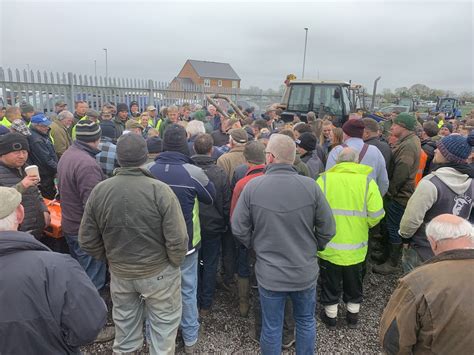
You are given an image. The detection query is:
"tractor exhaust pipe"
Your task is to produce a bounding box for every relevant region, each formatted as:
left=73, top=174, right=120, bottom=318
left=371, top=76, right=381, bottom=111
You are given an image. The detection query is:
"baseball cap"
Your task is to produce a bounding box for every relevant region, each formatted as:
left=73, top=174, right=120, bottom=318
left=147, top=105, right=157, bottom=111
left=31, top=113, right=52, bottom=126
left=229, top=128, right=248, bottom=144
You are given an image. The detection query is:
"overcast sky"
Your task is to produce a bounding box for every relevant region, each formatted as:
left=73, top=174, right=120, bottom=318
left=1, top=0, right=473, bottom=93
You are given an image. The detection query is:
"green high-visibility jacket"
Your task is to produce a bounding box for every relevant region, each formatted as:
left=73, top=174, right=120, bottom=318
left=316, top=162, right=385, bottom=266
left=71, top=116, right=88, bottom=140
left=0, top=116, right=12, bottom=128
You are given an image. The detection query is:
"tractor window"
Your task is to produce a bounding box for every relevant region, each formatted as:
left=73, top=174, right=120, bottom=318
left=287, top=85, right=311, bottom=111
left=342, top=87, right=351, bottom=114
left=312, top=85, right=342, bottom=116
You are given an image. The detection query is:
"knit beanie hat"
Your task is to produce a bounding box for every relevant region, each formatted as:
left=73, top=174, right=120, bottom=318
left=0, top=132, right=30, bottom=155
left=441, top=123, right=453, bottom=133
left=296, top=132, right=317, bottom=151
left=146, top=136, right=163, bottom=154
left=393, top=113, right=416, bottom=131
left=99, top=120, right=116, bottom=140
left=437, top=133, right=474, bottom=164
left=117, top=103, right=129, bottom=113
left=243, top=141, right=266, bottom=164
left=162, top=124, right=190, bottom=156
left=116, top=133, right=148, bottom=167
left=342, top=119, right=365, bottom=138
left=75, top=120, right=101, bottom=142
left=20, top=102, right=34, bottom=114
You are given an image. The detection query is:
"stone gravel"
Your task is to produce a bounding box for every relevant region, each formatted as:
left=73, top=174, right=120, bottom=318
left=82, top=263, right=400, bottom=354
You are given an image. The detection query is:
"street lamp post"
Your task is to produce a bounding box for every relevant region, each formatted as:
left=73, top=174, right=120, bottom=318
left=94, top=60, right=97, bottom=77
left=302, top=27, right=308, bottom=79
left=103, top=48, right=108, bottom=84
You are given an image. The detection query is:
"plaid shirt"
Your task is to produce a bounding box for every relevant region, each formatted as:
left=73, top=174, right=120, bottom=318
left=96, top=137, right=118, bottom=177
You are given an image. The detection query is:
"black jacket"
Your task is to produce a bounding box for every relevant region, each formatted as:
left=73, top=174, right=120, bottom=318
left=365, top=136, right=392, bottom=171
left=0, top=162, right=47, bottom=238
left=0, top=231, right=107, bottom=354
left=28, top=126, right=58, bottom=177
left=421, top=138, right=437, bottom=176
left=192, top=154, right=231, bottom=235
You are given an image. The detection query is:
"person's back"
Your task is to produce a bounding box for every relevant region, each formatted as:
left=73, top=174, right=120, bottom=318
left=301, top=150, right=324, bottom=180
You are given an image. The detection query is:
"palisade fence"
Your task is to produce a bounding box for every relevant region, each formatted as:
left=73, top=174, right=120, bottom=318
left=0, top=67, right=281, bottom=115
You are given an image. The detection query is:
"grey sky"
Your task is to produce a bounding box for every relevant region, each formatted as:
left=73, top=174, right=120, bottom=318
left=1, top=0, right=473, bottom=93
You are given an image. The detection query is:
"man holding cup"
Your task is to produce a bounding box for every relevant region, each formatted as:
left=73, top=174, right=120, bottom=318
left=0, top=132, right=50, bottom=240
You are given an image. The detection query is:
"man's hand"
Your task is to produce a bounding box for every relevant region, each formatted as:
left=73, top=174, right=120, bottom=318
left=21, top=175, right=40, bottom=189
left=44, top=212, right=51, bottom=227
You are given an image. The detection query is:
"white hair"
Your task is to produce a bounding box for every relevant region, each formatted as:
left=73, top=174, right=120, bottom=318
left=336, top=147, right=359, bottom=163
left=0, top=210, right=17, bottom=231
left=266, top=134, right=296, bottom=164
left=186, top=120, right=205, bottom=136
left=426, top=216, right=473, bottom=242
left=58, top=110, right=73, bottom=121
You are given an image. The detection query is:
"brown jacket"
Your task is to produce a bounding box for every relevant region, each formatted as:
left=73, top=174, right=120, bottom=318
left=380, top=249, right=474, bottom=355
left=50, top=121, right=72, bottom=158
left=217, top=145, right=246, bottom=183
left=388, top=132, right=421, bottom=206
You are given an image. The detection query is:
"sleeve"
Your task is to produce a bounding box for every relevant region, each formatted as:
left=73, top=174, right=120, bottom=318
left=379, top=280, right=423, bottom=355
left=59, top=257, right=107, bottom=347
left=230, top=180, right=243, bottom=218
left=51, top=130, right=68, bottom=157
left=388, top=147, right=418, bottom=197
left=313, top=183, right=336, bottom=250
left=367, top=180, right=385, bottom=228
left=189, top=165, right=215, bottom=205
left=160, top=187, right=189, bottom=266
left=375, top=151, right=389, bottom=196
left=221, top=174, right=231, bottom=226
left=325, top=146, right=340, bottom=171
left=231, top=183, right=253, bottom=248
left=399, top=178, right=437, bottom=239
left=30, top=141, right=58, bottom=172
left=78, top=188, right=106, bottom=260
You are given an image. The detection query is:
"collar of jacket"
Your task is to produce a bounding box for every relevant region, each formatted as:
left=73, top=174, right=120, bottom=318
left=192, top=154, right=215, bottom=166
left=323, top=161, right=373, bottom=176
left=433, top=162, right=474, bottom=178
left=424, top=248, right=474, bottom=266
left=30, top=125, right=50, bottom=138
left=0, top=160, right=23, bottom=173
left=229, top=145, right=245, bottom=153
left=397, top=131, right=416, bottom=145
left=0, top=231, right=51, bottom=257
left=100, top=136, right=114, bottom=144
left=114, top=117, right=126, bottom=126
left=155, top=150, right=193, bottom=164
left=364, top=137, right=380, bottom=144
left=300, top=150, right=313, bottom=159
left=73, top=140, right=101, bottom=157
left=265, top=163, right=297, bottom=175
left=246, top=164, right=266, bottom=176
left=113, top=166, right=155, bottom=178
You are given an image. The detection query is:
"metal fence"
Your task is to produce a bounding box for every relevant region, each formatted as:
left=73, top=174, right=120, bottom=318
left=0, top=67, right=281, bottom=115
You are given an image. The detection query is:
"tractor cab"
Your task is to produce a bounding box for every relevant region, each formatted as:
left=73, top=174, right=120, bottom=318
left=436, top=97, right=461, bottom=119
left=280, top=80, right=351, bottom=127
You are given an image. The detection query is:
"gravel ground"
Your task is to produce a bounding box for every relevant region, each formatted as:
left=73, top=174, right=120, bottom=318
left=82, top=262, right=400, bottom=354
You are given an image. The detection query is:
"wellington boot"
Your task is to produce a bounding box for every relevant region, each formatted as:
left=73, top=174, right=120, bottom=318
left=372, top=244, right=401, bottom=275
left=238, top=277, right=250, bottom=317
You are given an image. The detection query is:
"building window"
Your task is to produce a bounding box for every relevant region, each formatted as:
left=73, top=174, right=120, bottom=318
left=232, top=80, right=238, bottom=89
left=204, top=79, right=211, bottom=87
left=217, top=80, right=222, bottom=87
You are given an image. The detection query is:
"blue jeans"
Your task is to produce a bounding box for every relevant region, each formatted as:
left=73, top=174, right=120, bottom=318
left=181, top=252, right=200, bottom=346
left=385, top=199, right=405, bottom=245
left=237, top=242, right=250, bottom=278
left=65, top=234, right=106, bottom=290
left=198, top=234, right=221, bottom=309
left=259, top=285, right=316, bottom=355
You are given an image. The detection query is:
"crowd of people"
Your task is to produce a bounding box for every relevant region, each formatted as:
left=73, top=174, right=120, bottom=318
left=0, top=99, right=473, bottom=354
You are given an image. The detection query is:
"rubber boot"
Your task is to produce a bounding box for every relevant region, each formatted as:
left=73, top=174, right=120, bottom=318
left=372, top=244, right=402, bottom=275
left=238, top=277, right=250, bottom=317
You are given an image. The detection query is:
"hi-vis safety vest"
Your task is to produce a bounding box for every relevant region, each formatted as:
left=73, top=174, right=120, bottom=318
left=71, top=116, right=88, bottom=139
left=0, top=116, right=12, bottom=128
left=415, top=150, right=428, bottom=187
left=316, top=162, right=385, bottom=266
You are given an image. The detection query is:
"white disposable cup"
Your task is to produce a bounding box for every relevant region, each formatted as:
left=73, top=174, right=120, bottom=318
left=25, top=165, right=40, bottom=181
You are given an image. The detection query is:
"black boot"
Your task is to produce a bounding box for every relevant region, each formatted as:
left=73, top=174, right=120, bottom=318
left=346, top=312, right=359, bottom=329
left=319, top=309, right=337, bottom=330
left=372, top=244, right=402, bottom=275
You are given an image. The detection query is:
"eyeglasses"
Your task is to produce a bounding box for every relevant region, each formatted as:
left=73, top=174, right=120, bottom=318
left=265, top=151, right=274, bottom=158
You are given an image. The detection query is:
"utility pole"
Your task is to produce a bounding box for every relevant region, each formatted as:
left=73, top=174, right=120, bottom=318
left=103, top=48, right=108, bottom=84
left=94, top=60, right=97, bottom=77
left=302, top=28, right=308, bottom=79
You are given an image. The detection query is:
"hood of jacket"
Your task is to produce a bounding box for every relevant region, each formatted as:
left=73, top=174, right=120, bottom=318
left=0, top=231, right=50, bottom=257
left=155, top=150, right=194, bottom=165
left=192, top=154, right=216, bottom=167
left=431, top=166, right=473, bottom=195
left=323, top=162, right=373, bottom=176
left=73, top=140, right=101, bottom=157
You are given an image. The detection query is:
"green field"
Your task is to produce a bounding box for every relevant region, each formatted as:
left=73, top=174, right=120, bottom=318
left=460, top=104, right=474, bottom=117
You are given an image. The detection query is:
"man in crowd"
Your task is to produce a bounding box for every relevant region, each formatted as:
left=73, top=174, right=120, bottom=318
left=0, top=132, right=50, bottom=240
left=147, top=105, right=162, bottom=131
left=0, top=187, right=107, bottom=354
left=211, top=117, right=233, bottom=147
left=217, top=128, right=248, bottom=183
left=326, top=118, right=389, bottom=196
left=398, top=134, right=473, bottom=272
left=57, top=120, right=108, bottom=292
left=159, top=105, right=180, bottom=137
left=0, top=106, right=21, bottom=128
left=96, top=119, right=118, bottom=178
left=28, top=113, right=58, bottom=199
left=80, top=133, right=189, bottom=354
left=192, top=133, right=231, bottom=317
left=317, top=147, right=384, bottom=329
left=362, top=117, right=391, bottom=170
left=418, top=120, right=439, bottom=175
left=380, top=214, right=474, bottom=354
left=124, top=120, right=144, bottom=135
left=49, top=110, right=73, bottom=158
left=208, top=104, right=221, bottom=131
left=130, top=100, right=140, bottom=118
left=232, top=134, right=336, bottom=354
left=114, top=103, right=129, bottom=138
left=48, top=100, right=68, bottom=121
left=374, top=113, right=421, bottom=274
left=73, top=100, right=88, bottom=125
left=149, top=124, right=215, bottom=353
left=296, top=132, right=324, bottom=180
left=20, top=102, right=35, bottom=124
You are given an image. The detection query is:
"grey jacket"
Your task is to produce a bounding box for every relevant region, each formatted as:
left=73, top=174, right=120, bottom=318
left=0, top=231, right=107, bottom=354
left=231, top=164, right=336, bottom=292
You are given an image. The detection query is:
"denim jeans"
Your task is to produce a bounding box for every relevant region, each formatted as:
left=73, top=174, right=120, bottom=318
left=65, top=234, right=106, bottom=290
left=198, top=233, right=222, bottom=309
left=237, top=242, right=250, bottom=278
left=111, top=265, right=181, bottom=354
left=259, top=285, right=316, bottom=355
left=385, top=199, right=406, bottom=245
left=402, top=246, right=424, bottom=274
left=181, top=252, right=200, bottom=346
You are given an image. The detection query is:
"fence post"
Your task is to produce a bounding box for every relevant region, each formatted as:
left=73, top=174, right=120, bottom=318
left=148, top=79, right=154, bottom=106
left=68, top=72, right=75, bottom=110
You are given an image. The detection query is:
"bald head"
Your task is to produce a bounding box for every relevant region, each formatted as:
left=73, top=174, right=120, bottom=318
left=426, top=214, right=473, bottom=254
left=336, top=147, right=359, bottom=164
left=266, top=134, right=296, bottom=165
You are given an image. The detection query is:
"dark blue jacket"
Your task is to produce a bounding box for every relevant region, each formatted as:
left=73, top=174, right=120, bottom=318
left=149, top=151, right=216, bottom=252
left=28, top=126, right=58, bottom=177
